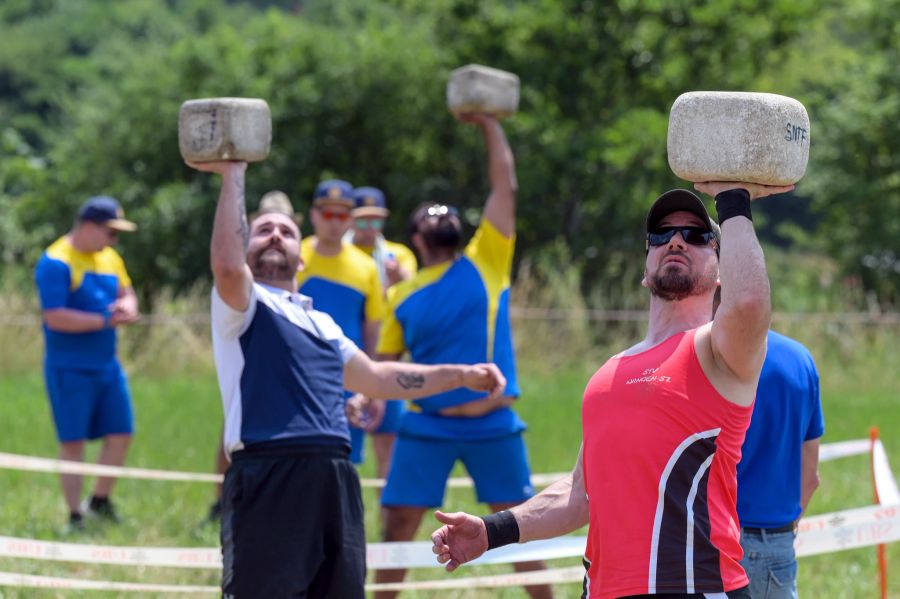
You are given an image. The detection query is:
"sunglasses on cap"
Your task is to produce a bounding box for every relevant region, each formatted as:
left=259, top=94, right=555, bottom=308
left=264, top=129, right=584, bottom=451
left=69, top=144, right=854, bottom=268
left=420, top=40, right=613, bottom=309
left=318, top=209, right=350, bottom=222
left=355, top=218, right=385, bottom=231
left=646, top=226, right=717, bottom=249
left=418, top=204, right=459, bottom=221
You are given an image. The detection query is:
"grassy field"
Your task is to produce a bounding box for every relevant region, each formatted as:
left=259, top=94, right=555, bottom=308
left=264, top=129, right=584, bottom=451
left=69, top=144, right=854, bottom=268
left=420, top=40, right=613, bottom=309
left=0, top=318, right=898, bottom=598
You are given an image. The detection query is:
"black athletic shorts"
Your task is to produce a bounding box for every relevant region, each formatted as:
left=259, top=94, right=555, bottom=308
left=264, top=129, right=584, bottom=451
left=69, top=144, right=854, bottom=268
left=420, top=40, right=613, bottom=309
left=221, top=444, right=365, bottom=599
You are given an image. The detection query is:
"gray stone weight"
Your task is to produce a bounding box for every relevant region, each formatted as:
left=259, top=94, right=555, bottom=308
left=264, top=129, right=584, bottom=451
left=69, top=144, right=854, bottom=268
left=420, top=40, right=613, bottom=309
left=667, top=92, right=810, bottom=185
left=447, top=65, right=520, bottom=119
left=179, top=98, right=271, bottom=162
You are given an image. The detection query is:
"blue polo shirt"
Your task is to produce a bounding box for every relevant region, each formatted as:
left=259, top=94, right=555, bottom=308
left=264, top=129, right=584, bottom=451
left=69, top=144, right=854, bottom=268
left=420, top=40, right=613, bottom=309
left=737, top=330, right=825, bottom=528
left=211, top=283, right=359, bottom=455
left=35, top=236, right=132, bottom=370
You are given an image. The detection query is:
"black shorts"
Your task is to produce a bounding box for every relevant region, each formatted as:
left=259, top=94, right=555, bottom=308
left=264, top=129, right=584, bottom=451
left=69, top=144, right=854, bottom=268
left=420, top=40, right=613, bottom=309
left=221, top=445, right=365, bottom=599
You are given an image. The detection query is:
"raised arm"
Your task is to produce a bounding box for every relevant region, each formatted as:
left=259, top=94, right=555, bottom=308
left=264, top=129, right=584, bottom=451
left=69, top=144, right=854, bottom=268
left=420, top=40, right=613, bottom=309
left=431, top=444, right=589, bottom=572
left=190, top=161, right=253, bottom=311
left=458, top=113, right=517, bottom=237
left=343, top=352, right=505, bottom=401
left=695, top=182, right=792, bottom=384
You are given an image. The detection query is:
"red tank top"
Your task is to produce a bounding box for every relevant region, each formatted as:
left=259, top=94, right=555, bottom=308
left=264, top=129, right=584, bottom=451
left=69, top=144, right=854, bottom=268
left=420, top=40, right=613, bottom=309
left=581, top=328, right=752, bottom=599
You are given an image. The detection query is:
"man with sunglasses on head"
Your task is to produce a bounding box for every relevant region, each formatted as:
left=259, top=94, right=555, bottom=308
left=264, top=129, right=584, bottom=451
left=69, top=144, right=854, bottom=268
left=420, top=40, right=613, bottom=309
left=373, top=113, right=553, bottom=599
left=431, top=180, right=794, bottom=599
left=34, top=196, right=141, bottom=532
left=344, top=186, right=419, bottom=480
left=298, top=179, right=385, bottom=465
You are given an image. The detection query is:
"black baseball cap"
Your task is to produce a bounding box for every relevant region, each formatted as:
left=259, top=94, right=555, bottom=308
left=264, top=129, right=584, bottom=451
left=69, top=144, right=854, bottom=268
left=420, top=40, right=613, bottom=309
left=77, top=196, right=137, bottom=232
left=646, top=189, right=719, bottom=240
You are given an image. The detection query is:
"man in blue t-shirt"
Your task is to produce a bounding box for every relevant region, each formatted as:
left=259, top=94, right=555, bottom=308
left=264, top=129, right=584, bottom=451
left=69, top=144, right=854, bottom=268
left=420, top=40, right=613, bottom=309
left=34, top=196, right=141, bottom=531
left=371, top=113, right=551, bottom=599
left=737, top=328, right=824, bottom=599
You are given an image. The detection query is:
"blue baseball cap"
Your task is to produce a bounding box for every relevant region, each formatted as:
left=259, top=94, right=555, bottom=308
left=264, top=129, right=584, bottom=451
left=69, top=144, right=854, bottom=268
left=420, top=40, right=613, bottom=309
left=77, top=196, right=137, bottom=232
left=312, top=179, right=354, bottom=208
left=351, top=186, right=389, bottom=217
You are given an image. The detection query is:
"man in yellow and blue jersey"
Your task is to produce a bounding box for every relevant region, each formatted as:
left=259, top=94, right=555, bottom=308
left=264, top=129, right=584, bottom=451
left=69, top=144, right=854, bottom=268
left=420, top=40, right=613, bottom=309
left=345, top=186, right=418, bottom=480
left=373, top=114, right=552, bottom=599
left=34, top=196, right=140, bottom=531
left=298, top=179, right=385, bottom=464
left=348, top=187, right=418, bottom=288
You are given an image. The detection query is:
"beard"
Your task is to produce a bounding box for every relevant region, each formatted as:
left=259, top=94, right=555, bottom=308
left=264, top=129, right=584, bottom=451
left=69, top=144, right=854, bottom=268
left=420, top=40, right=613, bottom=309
left=249, top=247, right=297, bottom=282
left=648, top=254, right=717, bottom=301
left=423, top=222, right=462, bottom=249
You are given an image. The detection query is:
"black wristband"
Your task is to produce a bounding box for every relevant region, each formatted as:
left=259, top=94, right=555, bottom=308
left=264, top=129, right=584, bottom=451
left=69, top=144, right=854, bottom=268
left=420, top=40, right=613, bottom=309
left=482, top=510, right=520, bottom=550
left=715, top=188, right=752, bottom=224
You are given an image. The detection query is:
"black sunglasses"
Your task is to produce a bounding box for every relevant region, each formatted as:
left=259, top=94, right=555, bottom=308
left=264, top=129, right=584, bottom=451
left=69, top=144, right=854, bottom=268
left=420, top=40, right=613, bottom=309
left=646, top=226, right=717, bottom=249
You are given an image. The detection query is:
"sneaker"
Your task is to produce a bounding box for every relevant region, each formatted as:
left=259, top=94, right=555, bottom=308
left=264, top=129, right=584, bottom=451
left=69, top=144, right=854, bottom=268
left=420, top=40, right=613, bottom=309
left=64, top=512, right=85, bottom=534
left=81, top=496, right=121, bottom=524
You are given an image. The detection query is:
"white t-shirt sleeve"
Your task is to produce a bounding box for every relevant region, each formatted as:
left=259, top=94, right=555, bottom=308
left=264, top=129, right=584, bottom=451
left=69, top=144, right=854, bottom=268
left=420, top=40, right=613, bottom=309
left=211, top=284, right=258, bottom=340
left=309, top=309, right=359, bottom=364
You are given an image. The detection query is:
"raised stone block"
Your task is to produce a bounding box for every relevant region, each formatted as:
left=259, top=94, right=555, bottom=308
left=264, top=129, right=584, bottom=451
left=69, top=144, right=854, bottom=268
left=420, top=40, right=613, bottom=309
left=447, top=64, right=520, bottom=119
left=179, top=98, right=271, bottom=162
left=667, top=92, right=810, bottom=185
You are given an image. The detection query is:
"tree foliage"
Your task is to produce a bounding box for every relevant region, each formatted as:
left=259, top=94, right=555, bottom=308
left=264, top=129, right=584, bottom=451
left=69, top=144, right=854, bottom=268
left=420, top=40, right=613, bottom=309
left=0, top=0, right=896, bottom=307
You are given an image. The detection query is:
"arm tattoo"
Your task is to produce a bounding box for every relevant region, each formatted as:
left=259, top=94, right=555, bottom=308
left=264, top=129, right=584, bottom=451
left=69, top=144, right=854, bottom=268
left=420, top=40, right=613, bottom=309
left=396, top=371, right=425, bottom=390
left=234, top=178, right=249, bottom=250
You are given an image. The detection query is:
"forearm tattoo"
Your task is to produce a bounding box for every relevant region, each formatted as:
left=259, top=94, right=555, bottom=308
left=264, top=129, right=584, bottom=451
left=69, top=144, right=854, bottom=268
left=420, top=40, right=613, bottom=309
left=396, top=372, right=425, bottom=390
left=234, top=177, right=249, bottom=250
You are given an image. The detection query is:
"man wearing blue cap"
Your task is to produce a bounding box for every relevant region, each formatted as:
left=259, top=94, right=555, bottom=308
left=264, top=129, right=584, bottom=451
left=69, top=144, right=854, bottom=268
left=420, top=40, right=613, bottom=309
left=345, top=186, right=418, bottom=480
left=34, top=196, right=140, bottom=531
left=298, top=180, right=385, bottom=465
left=348, top=187, right=418, bottom=288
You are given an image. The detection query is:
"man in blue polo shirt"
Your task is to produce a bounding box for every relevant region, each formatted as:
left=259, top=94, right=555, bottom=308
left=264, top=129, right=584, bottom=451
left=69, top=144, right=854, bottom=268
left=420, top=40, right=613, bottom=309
left=34, top=196, right=141, bottom=531
left=188, top=158, right=507, bottom=599
left=737, top=328, right=824, bottom=599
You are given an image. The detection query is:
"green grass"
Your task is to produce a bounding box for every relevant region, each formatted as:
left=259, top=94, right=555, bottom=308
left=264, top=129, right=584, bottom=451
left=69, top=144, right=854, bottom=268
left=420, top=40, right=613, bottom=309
left=0, top=348, right=898, bottom=598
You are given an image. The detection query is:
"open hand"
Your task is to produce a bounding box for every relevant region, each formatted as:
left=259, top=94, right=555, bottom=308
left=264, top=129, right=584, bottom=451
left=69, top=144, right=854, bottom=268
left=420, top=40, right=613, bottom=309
left=694, top=181, right=795, bottom=201
left=185, top=160, right=248, bottom=176
left=431, top=510, right=489, bottom=572
left=454, top=112, right=498, bottom=128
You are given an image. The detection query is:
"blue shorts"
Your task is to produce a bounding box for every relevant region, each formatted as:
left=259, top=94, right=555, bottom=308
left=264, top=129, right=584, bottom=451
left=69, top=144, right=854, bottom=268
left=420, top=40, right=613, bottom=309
left=349, top=400, right=406, bottom=465
left=381, top=433, right=535, bottom=507
left=44, top=361, right=134, bottom=442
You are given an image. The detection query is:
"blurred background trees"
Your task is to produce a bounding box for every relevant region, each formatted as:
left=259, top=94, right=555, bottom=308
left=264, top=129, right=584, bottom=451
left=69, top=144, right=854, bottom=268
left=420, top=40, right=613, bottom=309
left=1, top=0, right=897, bottom=309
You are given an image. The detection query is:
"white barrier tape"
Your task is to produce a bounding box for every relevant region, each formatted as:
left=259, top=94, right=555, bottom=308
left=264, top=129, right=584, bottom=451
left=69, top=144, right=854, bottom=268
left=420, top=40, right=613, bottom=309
left=873, top=439, right=900, bottom=506
left=0, top=437, right=873, bottom=487
left=0, top=452, right=568, bottom=488
left=0, top=535, right=585, bottom=571
left=367, top=565, right=585, bottom=591
left=0, top=571, right=217, bottom=593
left=795, top=503, right=900, bottom=557
left=0, top=566, right=586, bottom=594
left=818, top=439, right=871, bottom=462
left=0, top=453, right=222, bottom=483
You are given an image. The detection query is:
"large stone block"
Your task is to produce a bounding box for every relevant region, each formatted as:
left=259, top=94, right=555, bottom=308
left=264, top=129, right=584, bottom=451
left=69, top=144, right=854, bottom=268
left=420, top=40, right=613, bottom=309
left=179, top=98, right=271, bottom=162
left=447, top=65, right=520, bottom=119
left=667, top=92, right=810, bottom=185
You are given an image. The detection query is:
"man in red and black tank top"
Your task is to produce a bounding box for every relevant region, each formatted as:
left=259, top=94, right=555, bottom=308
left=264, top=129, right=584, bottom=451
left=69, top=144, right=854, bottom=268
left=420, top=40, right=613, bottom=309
left=429, top=179, right=795, bottom=598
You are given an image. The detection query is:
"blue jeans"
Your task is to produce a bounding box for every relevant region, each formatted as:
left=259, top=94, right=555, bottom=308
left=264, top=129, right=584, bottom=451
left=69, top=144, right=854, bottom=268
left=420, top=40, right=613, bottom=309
left=739, top=528, right=798, bottom=599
